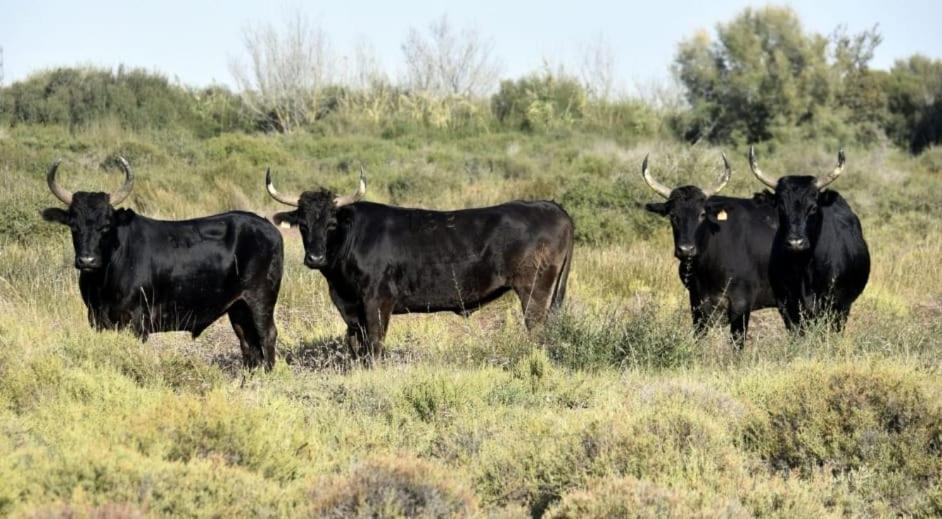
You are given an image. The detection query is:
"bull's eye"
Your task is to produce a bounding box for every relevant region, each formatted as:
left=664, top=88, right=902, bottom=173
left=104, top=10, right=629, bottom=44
left=698, top=211, right=706, bottom=221
left=99, top=225, right=111, bottom=232
left=326, top=221, right=337, bottom=231
left=807, top=205, right=818, bottom=215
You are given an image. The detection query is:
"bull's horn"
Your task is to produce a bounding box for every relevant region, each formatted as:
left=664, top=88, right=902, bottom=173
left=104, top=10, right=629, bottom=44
left=749, top=146, right=777, bottom=189
left=641, top=154, right=672, bottom=199
left=265, top=168, right=299, bottom=207
left=109, top=156, right=134, bottom=205
left=46, top=159, right=73, bottom=205
left=814, top=149, right=846, bottom=190
left=704, top=153, right=731, bottom=197
left=333, top=167, right=366, bottom=207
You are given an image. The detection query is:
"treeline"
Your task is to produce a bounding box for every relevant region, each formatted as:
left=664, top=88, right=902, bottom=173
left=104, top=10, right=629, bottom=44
left=673, top=6, right=942, bottom=153
left=0, top=6, right=940, bottom=153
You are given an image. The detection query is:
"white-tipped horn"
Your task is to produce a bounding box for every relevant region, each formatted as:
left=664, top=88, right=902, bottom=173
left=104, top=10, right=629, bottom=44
left=108, top=156, right=134, bottom=205
left=46, top=159, right=73, bottom=205
left=333, top=167, right=367, bottom=207
left=704, top=153, right=732, bottom=197
left=749, top=146, right=777, bottom=189
left=265, top=168, right=299, bottom=207
left=814, top=149, right=846, bottom=190
left=641, top=154, right=672, bottom=199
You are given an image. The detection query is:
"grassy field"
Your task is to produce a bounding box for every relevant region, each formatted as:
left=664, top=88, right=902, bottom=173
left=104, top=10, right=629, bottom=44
left=0, top=123, right=941, bottom=517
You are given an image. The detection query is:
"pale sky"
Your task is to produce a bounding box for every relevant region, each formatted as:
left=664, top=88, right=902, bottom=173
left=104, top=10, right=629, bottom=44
left=1, top=0, right=939, bottom=92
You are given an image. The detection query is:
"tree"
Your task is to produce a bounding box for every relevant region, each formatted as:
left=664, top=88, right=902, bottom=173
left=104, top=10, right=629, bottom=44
left=401, top=15, right=501, bottom=98
left=672, top=6, right=881, bottom=144
left=884, top=55, right=942, bottom=152
left=230, top=9, right=333, bottom=132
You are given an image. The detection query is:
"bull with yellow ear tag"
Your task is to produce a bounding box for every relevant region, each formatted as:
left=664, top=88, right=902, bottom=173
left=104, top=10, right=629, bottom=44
left=641, top=152, right=779, bottom=347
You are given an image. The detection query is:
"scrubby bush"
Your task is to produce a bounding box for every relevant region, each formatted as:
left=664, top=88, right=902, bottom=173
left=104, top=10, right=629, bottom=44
left=25, top=502, right=145, bottom=519
left=2, top=67, right=250, bottom=136
left=544, top=306, right=696, bottom=371
left=739, top=363, right=942, bottom=514
left=546, top=476, right=738, bottom=518
left=308, top=455, right=478, bottom=518
left=492, top=73, right=587, bottom=132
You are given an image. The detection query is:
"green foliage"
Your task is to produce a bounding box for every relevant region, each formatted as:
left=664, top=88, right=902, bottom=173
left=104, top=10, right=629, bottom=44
left=673, top=6, right=888, bottom=147
left=883, top=55, right=942, bottom=153
left=674, top=7, right=831, bottom=143
left=739, top=363, right=942, bottom=514
left=1, top=67, right=250, bottom=136
left=492, top=73, right=587, bottom=131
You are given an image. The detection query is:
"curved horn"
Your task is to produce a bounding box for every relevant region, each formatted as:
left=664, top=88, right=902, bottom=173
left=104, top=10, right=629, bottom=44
left=108, top=156, right=134, bottom=205
left=703, top=152, right=732, bottom=197
left=46, top=159, right=73, bottom=205
left=749, top=146, right=777, bottom=189
left=333, top=167, right=367, bottom=207
left=815, top=149, right=846, bottom=190
left=265, top=168, right=299, bottom=207
left=641, top=154, right=672, bottom=199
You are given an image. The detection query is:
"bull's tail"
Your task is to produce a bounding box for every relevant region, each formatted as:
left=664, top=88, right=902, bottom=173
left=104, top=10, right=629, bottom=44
left=550, top=236, right=573, bottom=312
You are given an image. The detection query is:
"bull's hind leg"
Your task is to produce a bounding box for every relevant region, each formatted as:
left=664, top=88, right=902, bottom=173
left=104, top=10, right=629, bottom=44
left=513, top=265, right=561, bottom=331
left=246, top=295, right=278, bottom=371
left=228, top=301, right=263, bottom=369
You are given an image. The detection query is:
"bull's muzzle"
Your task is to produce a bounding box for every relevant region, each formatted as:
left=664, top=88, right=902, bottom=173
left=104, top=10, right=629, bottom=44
left=786, top=237, right=809, bottom=251
left=75, top=255, right=101, bottom=271
left=675, top=244, right=697, bottom=259
left=304, top=253, right=327, bottom=269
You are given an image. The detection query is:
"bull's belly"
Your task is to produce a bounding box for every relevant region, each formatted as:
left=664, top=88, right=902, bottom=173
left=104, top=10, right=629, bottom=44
left=90, top=291, right=239, bottom=336
left=392, top=285, right=512, bottom=315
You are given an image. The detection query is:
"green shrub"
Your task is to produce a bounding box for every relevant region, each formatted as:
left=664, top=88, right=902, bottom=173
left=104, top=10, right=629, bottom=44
left=492, top=73, right=587, bottom=132
left=739, top=363, right=942, bottom=514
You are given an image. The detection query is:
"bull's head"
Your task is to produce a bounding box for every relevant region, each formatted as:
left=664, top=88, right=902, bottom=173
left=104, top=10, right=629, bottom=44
left=266, top=169, right=366, bottom=269
left=749, top=147, right=845, bottom=252
left=41, top=158, right=134, bottom=271
left=642, top=154, right=732, bottom=260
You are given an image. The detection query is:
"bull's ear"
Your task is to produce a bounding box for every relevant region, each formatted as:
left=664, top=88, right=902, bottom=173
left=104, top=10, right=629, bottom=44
left=41, top=208, right=70, bottom=225
left=273, top=210, right=298, bottom=227
left=114, top=208, right=134, bottom=225
left=818, top=190, right=839, bottom=206
left=644, top=202, right=669, bottom=216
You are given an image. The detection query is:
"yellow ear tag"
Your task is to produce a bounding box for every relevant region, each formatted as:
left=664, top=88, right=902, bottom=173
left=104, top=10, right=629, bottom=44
left=280, top=221, right=292, bottom=229
left=716, top=210, right=728, bottom=221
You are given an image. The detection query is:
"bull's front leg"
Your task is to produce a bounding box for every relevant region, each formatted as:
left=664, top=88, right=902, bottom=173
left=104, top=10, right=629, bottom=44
left=688, top=290, right=712, bottom=337
left=359, top=297, right=393, bottom=366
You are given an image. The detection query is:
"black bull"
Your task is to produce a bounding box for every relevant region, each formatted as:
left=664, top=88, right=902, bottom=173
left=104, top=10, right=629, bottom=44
left=266, top=170, right=574, bottom=360
left=642, top=154, right=778, bottom=345
left=41, top=158, right=284, bottom=370
left=749, top=147, right=870, bottom=331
